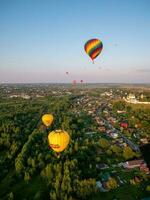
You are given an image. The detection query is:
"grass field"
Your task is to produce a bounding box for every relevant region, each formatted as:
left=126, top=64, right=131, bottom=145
left=92, top=184, right=150, bottom=200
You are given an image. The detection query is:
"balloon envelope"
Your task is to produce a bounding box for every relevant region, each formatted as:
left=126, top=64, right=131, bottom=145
left=48, top=130, right=70, bottom=153
left=73, top=80, right=77, bottom=85
left=84, top=39, right=103, bottom=62
left=42, top=114, right=54, bottom=127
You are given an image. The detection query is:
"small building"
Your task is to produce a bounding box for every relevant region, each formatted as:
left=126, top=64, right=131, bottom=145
left=117, top=110, right=126, bottom=114
left=96, top=163, right=109, bottom=170
left=123, top=159, right=145, bottom=169
left=21, top=94, right=30, bottom=99
left=140, top=138, right=149, bottom=144
left=110, top=132, right=118, bottom=139
left=120, top=122, right=128, bottom=129
left=140, top=163, right=149, bottom=173
left=96, top=181, right=107, bottom=192
left=98, top=126, right=106, bottom=132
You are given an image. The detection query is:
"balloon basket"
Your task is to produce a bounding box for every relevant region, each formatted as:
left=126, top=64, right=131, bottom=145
left=56, top=153, right=60, bottom=158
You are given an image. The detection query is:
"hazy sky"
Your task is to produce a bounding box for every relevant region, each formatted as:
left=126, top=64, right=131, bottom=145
left=0, top=0, right=150, bottom=83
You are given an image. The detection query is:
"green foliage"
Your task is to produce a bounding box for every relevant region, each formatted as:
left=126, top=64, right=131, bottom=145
left=33, top=191, right=43, bottom=200
left=41, top=164, right=53, bottom=185
left=111, top=145, right=122, bottom=156
left=24, top=172, right=30, bottom=183
left=106, top=177, right=118, bottom=190
left=113, top=101, right=126, bottom=111
left=123, top=146, right=135, bottom=160
left=146, top=185, right=150, bottom=192
left=75, top=178, right=96, bottom=199
left=7, top=192, right=14, bottom=200
left=1, top=91, right=150, bottom=200
left=99, top=138, right=109, bottom=149
left=50, top=190, right=57, bottom=200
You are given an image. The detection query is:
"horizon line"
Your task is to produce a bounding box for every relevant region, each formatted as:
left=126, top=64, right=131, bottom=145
left=0, top=82, right=150, bottom=85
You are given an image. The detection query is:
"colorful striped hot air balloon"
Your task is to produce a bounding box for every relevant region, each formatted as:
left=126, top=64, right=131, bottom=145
left=84, top=38, right=103, bottom=63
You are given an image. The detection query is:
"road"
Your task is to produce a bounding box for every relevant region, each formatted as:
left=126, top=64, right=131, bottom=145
left=96, top=105, right=140, bottom=152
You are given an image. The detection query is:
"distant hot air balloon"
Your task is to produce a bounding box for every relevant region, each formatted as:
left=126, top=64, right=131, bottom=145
left=48, top=130, right=70, bottom=154
left=73, top=80, right=77, bottom=85
left=66, top=72, right=69, bottom=75
left=80, top=80, right=83, bottom=83
left=42, top=114, right=54, bottom=127
left=84, top=38, right=103, bottom=63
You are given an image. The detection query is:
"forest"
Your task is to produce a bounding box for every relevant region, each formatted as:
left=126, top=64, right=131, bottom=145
left=0, top=92, right=150, bottom=200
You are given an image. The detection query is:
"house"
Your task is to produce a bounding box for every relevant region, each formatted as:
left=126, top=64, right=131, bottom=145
left=140, top=138, right=149, bottom=144
left=110, top=132, right=118, bottom=139
left=96, top=181, right=107, bottom=192
left=101, top=172, right=111, bottom=182
left=123, top=159, right=144, bottom=169
left=98, top=126, right=106, bottom=132
left=10, top=94, right=20, bottom=98
left=140, top=163, right=149, bottom=173
left=96, top=163, right=109, bottom=170
left=21, top=94, right=30, bottom=99
left=36, top=94, right=44, bottom=98
left=117, top=110, right=126, bottom=114
left=126, top=93, right=138, bottom=103
left=135, top=123, right=142, bottom=128
left=85, top=132, right=96, bottom=137
left=120, top=122, right=128, bottom=129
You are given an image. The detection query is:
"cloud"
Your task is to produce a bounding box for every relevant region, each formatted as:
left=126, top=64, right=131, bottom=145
left=136, top=68, right=150, bottom=73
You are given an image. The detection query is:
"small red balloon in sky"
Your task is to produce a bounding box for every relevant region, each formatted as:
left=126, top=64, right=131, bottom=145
left=73, top=80, right=77, bottom=85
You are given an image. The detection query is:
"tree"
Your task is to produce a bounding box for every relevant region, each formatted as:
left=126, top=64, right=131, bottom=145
left=8, top=192, right=14, bottom=200
left=15, top=154, right=24, bottom=173
left=50, top=191, right=57, bottom=200
left=76, top=178, right=96, bottom=199
left=61, top=166, right=72, bottom=199
left=126, top=105, right=132, bottom=113
left=106, top=177, right=118, bottom=190
left=24, top=172, right=30, bottom=183
left=74, top=141, right=78, bottom=152
left=146, top=185, right=150, bottom=192
left=34, top=191, right=43, bottom=200
left=123, top=146, right=135, bottom=160
left=126, top=130, right=132, bottom=138
left=106, top=149, right=112, bottom=156
left=43, top=164, right=53, bottom=185
left=113, top=101, right=126, bottom=111
left=99, top=138, right=109, bottom=149
left=111, top=145, right=122, bottom=156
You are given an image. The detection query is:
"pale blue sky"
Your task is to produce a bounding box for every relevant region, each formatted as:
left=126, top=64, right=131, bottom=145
left=0, top=0, right=150, bottom=83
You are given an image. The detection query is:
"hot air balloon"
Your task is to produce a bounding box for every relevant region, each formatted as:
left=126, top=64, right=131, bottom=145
left=80, top=80, right=83, bottom=83
left=42, top=114, right=54, bottom=127
left=48, top=130, right=70, bottom=154
left=66, top=72, right=69, bottom=75
left=73, top=80, right=77, bottom=85
left=84, top=38, right=103, bottom=63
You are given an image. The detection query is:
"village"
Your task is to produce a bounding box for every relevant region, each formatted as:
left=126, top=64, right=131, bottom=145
left=71, top=89, right=150, bottom=194
left=0, top=84, right=150, bottom=199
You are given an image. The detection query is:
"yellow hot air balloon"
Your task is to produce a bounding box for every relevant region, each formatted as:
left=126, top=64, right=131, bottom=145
left=48, top=130, right=70, bottom=153
left=42, top=114, right=54, bottom=127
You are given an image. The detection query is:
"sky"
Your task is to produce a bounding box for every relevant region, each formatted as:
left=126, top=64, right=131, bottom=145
left=0, top=0, right=150, bottom=83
